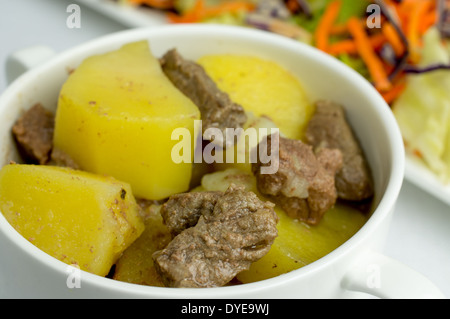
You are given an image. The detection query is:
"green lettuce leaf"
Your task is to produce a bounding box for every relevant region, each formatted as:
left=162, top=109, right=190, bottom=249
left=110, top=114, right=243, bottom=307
left=293, top=0, right=369, bottom=33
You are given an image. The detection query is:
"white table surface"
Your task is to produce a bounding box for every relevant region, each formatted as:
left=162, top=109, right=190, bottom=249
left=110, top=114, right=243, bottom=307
left=1, top=0, right=449, bottom=299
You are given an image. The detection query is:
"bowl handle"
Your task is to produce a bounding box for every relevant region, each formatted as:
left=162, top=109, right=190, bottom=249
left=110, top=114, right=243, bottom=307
left=5, top=46, right=56, bottom=85
left=341, top=250, right=445, bottom=299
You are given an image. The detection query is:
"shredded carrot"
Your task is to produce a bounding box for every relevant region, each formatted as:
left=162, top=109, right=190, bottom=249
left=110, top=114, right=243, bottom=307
left=204, top=1, right=255, bottom=17
left=381, top=81, right=406, bottom=104
left=382, top=22, right=405, bottom=57
left=388, top=0, right=408, bottom=32
left=168, top=0, right=254, bottom=23
left=347, top=17, right=392, bottom=92
left=328, top=33, right=386, bottom=56
left=413, top=148, right=424, bottom=159
left=168, top=0, right=205, bottom=23
left=419, top=10, right=437, bottom=35
left=127, top=0, right=174, bottom=9
left=407, top=0, right=434, bottom=63
left=384, top=0, right=400, bottom=7
left=329, top=23, right=348, bottom=35
left=327, top=40, right=356, bottom=55
left=399, top=0, right=419, bottom=13
left=314, top=0, right=342, bottom=52
left=285, top=0, right=301, bottom=13
left=382, top=60, right=396, bottom=75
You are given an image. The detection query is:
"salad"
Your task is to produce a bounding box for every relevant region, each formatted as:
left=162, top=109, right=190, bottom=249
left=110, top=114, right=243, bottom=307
left=120, top=0, right=450, bottom=182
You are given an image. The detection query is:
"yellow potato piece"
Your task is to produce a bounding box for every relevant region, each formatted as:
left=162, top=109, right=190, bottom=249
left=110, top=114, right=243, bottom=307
left=200, top=168, right=368, bottom=283
left=201, top=167, right=259, bottom=193
left=237, top=205, right=367, bottom=283
left=113, top=204, right=171, bottom=286
left=198, top=54, right=314, bottom=140
left=0, top=164, right=144, bottom=277
left=53, top=40, right=201, bottom=200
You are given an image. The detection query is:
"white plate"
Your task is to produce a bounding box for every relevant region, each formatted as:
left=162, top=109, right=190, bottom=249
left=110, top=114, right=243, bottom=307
left=77, top=0, right=450, bottom=207
left=405, top=156, right=450, bottom=206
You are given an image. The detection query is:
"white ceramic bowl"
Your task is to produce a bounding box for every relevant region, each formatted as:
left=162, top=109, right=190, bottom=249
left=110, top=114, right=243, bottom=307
left=0, top=25, right=443, bottom=299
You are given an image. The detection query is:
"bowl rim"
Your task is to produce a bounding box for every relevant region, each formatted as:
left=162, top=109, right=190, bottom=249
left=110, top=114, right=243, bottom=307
left=0, top=24, right=405, bottom=297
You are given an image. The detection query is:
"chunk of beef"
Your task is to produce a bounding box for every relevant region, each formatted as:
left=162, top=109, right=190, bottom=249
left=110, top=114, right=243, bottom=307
left=12, top=103, right=55, bottom=165
left=153, top=185, right=278, bottom=288
left=252, top=134, right=343, bottom=225
left=160, top=191, right=222, bottom=237
left=49, top=148, right=80, bottom=170
left=160, top=49, right=247, bottom=147
left=305, top=100, right=373, bottom=201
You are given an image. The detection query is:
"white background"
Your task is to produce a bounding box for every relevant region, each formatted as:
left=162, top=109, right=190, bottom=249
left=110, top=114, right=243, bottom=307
left=1, top=0, right=449, bottom=298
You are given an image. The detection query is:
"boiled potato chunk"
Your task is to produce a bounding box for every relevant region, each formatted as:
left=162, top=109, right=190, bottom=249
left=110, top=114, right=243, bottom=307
left=201, top=167, right=259, bottom=194
left=0, top=164, right=144, bottom=277
left=113, top=204, right=171, bottom=286
left=53, top=40, right=201, bottom=200
left=198, top=54, right=314, bottom=140
left=237, top=205, right=367, bottom=283
left=200, top=168, right=368, bottom=283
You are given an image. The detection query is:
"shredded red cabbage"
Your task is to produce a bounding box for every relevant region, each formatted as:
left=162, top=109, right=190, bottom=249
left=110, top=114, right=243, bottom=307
left=374, top=0, right=410, bottom=81
left=380, top=43, right=397, bottom=66
left=255, top=0, right=291, bottom=20
left=438, top=0, right=450, bottom=38
left=245, top=13, right=272, bottom=31
left=404, top=64, right=450, bottom=74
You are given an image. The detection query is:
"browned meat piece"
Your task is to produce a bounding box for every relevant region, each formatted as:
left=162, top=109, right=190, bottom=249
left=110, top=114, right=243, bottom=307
left=49, top=148, right=80, bottom=170
left=160, top=49, right=247, bottom=146
left=252, top=134, right=343, bottom=225
left=160, top=191, right=222, bottom=237
left=305, top=100, right=374, bottom=201
left=12, top=103, right=55, bottom=165
left=153, top=185, right=278, bottom=288
left=190, top=160, right=215, bottom=189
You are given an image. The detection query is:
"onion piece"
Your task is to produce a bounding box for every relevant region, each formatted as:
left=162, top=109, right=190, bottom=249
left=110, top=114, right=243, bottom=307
left=246, top=12, right=312, bottom=42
